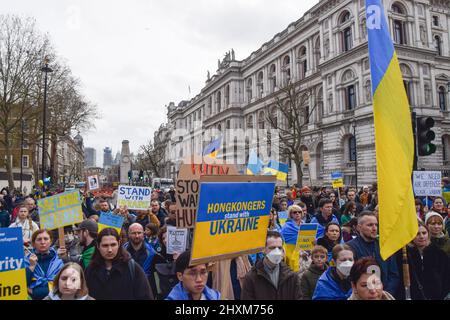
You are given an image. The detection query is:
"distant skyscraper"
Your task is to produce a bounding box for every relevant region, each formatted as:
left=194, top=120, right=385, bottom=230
left=103, top=147, right=113, bottom=169
left=84, top=147, right=96, bottom=168
left=114, top=152, right=121, bottom=165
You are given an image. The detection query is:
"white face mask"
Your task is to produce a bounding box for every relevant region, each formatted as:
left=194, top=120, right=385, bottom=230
left=266, top=248, right=283, bottom=265
left=336, top=260, right=354, bottom=277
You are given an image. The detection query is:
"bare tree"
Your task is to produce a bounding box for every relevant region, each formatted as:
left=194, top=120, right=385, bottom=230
left=139, top=139, right=165, bottom=177
left=265, top=81, right=319, bottom=186
left=0, top=15, right=50, bottom=189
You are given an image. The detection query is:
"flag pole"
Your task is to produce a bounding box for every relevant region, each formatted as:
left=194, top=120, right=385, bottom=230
left=402, top=246, right=412, bottom=300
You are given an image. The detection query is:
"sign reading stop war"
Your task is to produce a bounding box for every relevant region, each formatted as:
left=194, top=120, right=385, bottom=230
left=175, top=155, right=238, bottom=228
left=38, top=190, right=83, bottom=230
left=413, top=171, right=442, bottom=196
left=0, top=228, right=28, bottom=300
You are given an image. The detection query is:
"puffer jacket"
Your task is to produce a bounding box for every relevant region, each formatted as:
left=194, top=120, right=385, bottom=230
left=165, top=282, right=220, bottom=300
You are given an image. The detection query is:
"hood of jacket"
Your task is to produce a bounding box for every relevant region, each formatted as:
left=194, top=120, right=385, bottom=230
left=165, top=282, right=220, bottom=300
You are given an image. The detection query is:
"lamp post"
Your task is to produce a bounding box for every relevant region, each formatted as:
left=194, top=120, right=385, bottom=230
left=351, top=119, right=358, bottom=190
left=20, top=118, right=25, bottom=193
left=41, top=57, right=53, bottom=181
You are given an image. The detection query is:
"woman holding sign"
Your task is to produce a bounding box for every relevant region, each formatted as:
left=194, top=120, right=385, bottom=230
left=24, top=229, right=64, bottom=300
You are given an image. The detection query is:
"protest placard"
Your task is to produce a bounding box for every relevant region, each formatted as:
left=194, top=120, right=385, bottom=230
left=296, top=224, right=319, bottom=251
left=278, top=211, right=288, bottom=226
left=38, top=190, right=83, bottom=230
left=98, top=212, right=125, bottom=234
left=0, top=228, right=28, bottom=300
left=87, top=175, right=100, bottom=191
left=413, top=171, right=442, bottom=196
left=190, top=175, right=276, bottom=264
left=331, top=172, right=344, bottom=189
left=167, top=226, right=188, bottom=254
left=175, top=155, right=238, bottom=229
left=117, top=185, right=152, bottom=210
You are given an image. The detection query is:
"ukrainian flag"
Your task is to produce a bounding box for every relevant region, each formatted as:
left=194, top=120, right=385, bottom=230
left=366, top=0, right=417, bottom=259
left=263, top=160, right=288, bottom=181
left=246, top=149, right=264, bottom=175
left=202, top=137, right=221, bottom=158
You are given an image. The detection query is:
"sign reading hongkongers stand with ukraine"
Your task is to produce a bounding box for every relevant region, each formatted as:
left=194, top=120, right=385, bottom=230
left=190, top=175, right=276, bottom=265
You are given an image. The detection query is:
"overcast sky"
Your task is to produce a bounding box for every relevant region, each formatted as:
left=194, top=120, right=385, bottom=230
left=1, top=0, right=318, bottom=166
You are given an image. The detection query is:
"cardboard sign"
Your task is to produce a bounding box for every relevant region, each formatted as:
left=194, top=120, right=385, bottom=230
left=190, top=175, right=276, bottom=264
left=175, top=155, right=238, bottom=229
left=38, top=190, right=83, bottom=230
left=413, top=171, right=442, bottom=196
left=302, top=151, right=310, bottom=165
left=0, top=228, right=28, bottom=300
left=98, top=212, right=124, bottom=235
left=117, top=185, right=152, bottom=210
left=87, top=175, right=100, bottom=191
left=278, top=211, right=288, bottom=226
left=166, top=226, right=188, bottom=254
left=296, top=223, right=319, bottom=251
left=331, top=172, right=344, bottom=189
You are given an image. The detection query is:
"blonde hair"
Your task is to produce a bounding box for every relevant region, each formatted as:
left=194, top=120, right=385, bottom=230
left=288, top=205, right=303, bottom=219
left=52, top=262, right=89, bottom=298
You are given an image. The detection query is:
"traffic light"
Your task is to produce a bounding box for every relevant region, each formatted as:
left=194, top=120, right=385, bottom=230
left=417, top=117, right=436, bottom=156
left=128, top=170, right=132, bottom=180
left=139, top=170, right=144, bottom=180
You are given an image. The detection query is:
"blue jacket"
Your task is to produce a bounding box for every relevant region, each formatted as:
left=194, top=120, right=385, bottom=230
left=347, top=236, right=399, bottom=295
left=312, top=268, right=352, bottom=300
left=123, top=241, right=156, bottom=277
left=24, top=247, right=64, bottom=300
left=165, top=282, right=221, bottom=300
left=310, top=213, right=339, bottom=239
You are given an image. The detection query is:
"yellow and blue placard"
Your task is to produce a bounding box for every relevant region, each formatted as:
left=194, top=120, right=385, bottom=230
left=296, top=224, right=319, bottom=251
left=0, top=228, right=28, bottom=300
left=331, top=172, right=344, bottom=189
left=38, top=190, right=83, bottom=230
left=98, top=212, right=124, bottom=235
left=278, top=211, right=288, bottom=226
left=191, top=178, right=275, bottom=264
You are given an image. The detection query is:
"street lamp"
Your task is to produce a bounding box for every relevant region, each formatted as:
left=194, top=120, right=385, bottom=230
left=20, top=118, right=25, bottom=193
left=351, top=119, right=358, bottom=190
left=41, top=57, right=53, bottom=182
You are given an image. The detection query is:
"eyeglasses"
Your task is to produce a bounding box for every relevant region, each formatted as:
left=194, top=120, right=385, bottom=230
left=291, top=211, right=301, bottom=214
left=184, top=270, right=208, bottom=279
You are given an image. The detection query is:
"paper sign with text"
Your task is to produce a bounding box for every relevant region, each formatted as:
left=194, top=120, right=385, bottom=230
left=38, top=190, right=83, bottom=230
left=117, top=185, right=152, bottom=210
left=331, top=172, right=344, bottom=189
left=296, top=224, right=319, bottom=251
left=167, top=226, right=188, bottom=254
left=98, top=212, right=124, bottom=235
left=413, top=171, right=442, bottom=196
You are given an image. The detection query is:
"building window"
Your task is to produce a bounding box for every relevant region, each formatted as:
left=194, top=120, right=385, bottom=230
left=270, top=107, right=278, bottom=128
left=434, top=35, right=442, bottom=56
left=258, top=111, right=265, bottom=129
left=343, top=27, right=352, bottom=52
left=269, top=64, right=277, bottom=93
left=22, top=155, right=29, bottom=168
left=282, top=55, right=291, bottom=85
left=346, top=85, right=356, bottom=110
left=403, top=81, right=412, bottom=104
left=247, top=78, right=253, bottom=103
left=247, top=115, right=253, bottom=129
left=349, top=136, right=356, bottom=161
left=225, top=85, right=230, bottom=107
left=393, top=20, right=406, bottom=44
left=439, top=86, right=447, bottom=111
left=433, top=15, right=439, bottom=27
left=257, top=72, right=264, bottom=98
left=216, top=91, right=222, bottom=112
left=304, top=105, right=310, bottom=124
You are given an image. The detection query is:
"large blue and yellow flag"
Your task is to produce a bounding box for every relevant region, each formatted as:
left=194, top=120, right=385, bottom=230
left=366, top=0, right=418, bottom=259
left=263, top=160, right=288, bottom=181
left=202, top=137, right=222, bottom=158
left=246, top=149, right=264, bottom=175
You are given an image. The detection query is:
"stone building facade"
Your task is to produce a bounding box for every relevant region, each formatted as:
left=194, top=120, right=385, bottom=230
left=154, top=0, right=450, bottom=186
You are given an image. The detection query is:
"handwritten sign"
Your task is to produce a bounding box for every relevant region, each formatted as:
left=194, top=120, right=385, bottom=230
left=38, top=190, right=83, bottom=230
left=98, top=212, right=124, bottom=235
left=0, top=228, right=28, bottom=300
left=117, top=185, right=152, bottom=210
left=166, top=226, right=188, bottom=254
left=296, top=224, right=319, bottom=251
left=413, top=171, right=442, bottom=196
left=175, top=155, right=238, bottom=229
left=331, top=172, right=344, bottom=189
left=278, top=211, right=288, bottom=226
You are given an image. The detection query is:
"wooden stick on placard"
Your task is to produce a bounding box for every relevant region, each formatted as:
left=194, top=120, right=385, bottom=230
left=58, top=227, right=66, bottom=254
left=402, top=246, right=411, bottom=300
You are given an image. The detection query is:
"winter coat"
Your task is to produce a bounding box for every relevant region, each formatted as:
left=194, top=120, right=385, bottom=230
left=300, top=195, right=316, bottom=216
left=123, top=241, right=156, bottom=277
left=240, top=260, right=303, bottom=300
left=24, top=247, right=64, bottom=300
left=347, top=235, right=400, bottom=295
left=165, top=282, right=220, bottom=300
left=9, top=218, right=39, bottom=244
left=430, top=233, right=450, bottom=257
left=0, top=209, right=10, bottom=227
left=85, top=258, right=153, bottom=300
left=310, top=213, right=339, bottom=239
left=43, top=290, right=95, bottom=300
left=80, top=241, right=96, bottom=270
left=300, top=263, right=327, bottom=300
left=312, top=267, right=352, bottom=300
left=397, top=244, right=450, bottom=300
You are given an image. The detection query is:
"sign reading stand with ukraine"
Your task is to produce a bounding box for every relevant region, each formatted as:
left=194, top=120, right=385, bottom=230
left=0, top=228, right=28, bottom=300
left=190, top=175, right=276, bottom=264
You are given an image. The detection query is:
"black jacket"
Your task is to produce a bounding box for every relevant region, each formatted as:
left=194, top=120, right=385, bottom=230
left=85, top=258, right=153, bottom=300
left=397, top=244, right=450, bottom=300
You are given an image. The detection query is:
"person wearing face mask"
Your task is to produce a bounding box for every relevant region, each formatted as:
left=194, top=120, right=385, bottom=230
left=241, top=231, right=302, bottom=300
left=312, top=244, right=354, bottom=300
left=55, top=226, right=82, bottom=263
left=347, top=211, right=400, bottom=296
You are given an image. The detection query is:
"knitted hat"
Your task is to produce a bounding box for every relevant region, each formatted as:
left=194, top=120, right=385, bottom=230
left=424, top=211, right=444, bottom=225
left=301, top=186, right=311, bottom=193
